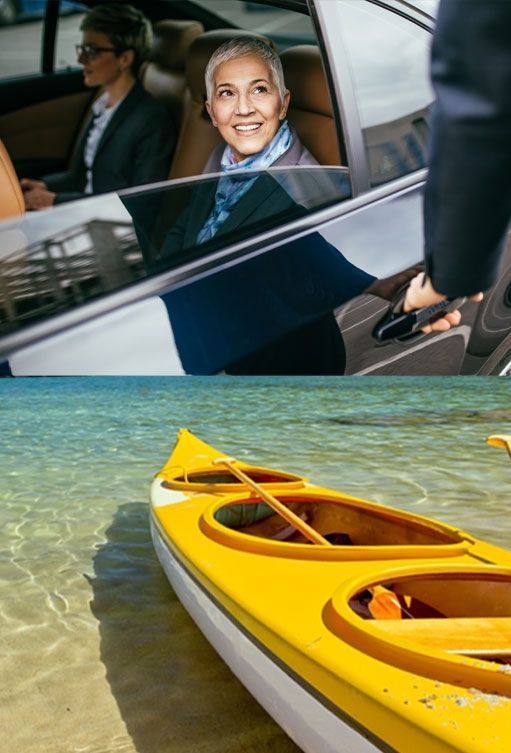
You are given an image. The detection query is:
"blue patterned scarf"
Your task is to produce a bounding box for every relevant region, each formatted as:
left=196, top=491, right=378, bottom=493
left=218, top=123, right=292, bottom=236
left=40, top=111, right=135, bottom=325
left=196, top=120, right=293, bottom=244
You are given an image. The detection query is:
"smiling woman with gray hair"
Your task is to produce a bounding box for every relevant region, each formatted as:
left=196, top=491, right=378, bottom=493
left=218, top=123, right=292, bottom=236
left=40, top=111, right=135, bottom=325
left=158, top=35, right=318, bottom=256
left=194, top=36, right=317, bottom=242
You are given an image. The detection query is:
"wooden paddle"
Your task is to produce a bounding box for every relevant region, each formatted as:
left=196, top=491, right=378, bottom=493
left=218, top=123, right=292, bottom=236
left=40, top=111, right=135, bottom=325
left=486, top=434, right=511, bottom=460
left=213, top=456, right=331, bottom=545
left=213, top=456, right=407, bottom=619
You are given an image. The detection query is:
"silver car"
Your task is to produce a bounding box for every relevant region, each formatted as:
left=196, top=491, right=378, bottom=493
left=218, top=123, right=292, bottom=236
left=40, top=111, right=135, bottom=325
left=1, top=0, right=510, bottom=375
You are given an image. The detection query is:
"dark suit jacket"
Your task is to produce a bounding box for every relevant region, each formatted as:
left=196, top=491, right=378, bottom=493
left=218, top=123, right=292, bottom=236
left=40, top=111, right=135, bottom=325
left=424, top=0, right=511, bottom=296
left=160, top=133, right=319, bottom=257
left=44, top=82, right=175, bottom=204
left=154, top=134, right=372, bottom=375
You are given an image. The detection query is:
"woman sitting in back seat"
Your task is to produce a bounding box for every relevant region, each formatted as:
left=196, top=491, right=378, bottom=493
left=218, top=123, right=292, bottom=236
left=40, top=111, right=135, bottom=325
left=155, top=36, right=418, bottom=374
left=21, top=3, right=176, bottom=209
left=159, top=36, right=319, bottom=254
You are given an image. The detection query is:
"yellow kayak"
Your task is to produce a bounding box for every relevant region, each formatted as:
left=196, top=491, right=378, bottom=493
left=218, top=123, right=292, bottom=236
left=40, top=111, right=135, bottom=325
left=150, top=429, right=511, bottom=753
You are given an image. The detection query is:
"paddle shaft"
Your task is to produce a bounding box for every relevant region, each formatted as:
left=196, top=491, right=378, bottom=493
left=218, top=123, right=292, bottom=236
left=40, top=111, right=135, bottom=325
left=215, top=458, right=411, bottom=616
left=214, top=457, right=332, bottom=546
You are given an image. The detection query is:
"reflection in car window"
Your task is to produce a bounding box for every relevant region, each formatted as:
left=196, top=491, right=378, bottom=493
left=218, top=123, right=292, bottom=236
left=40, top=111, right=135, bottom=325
left=0, top=167, right=351, bottom=338
left=335, top=0, right=434, bottom=186
left=124, top=167, right=350, bottom=270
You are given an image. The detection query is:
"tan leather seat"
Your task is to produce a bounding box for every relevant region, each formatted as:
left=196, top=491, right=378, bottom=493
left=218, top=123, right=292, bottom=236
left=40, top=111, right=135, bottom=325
left=139, top=19, right=204, bottom=128
left=0, top=138, right=24, bottom=221
left=169, top=29, right=272, bottom=179
left=280, top=45, right=342, bottom=166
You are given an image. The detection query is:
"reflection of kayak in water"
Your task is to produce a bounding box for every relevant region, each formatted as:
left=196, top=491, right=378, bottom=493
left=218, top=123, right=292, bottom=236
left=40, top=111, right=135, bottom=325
left=150, top=429, right=511, bottom=753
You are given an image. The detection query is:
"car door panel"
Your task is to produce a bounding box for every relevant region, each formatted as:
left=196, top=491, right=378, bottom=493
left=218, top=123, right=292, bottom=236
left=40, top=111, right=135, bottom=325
left=160, top=229, right=373, bottom=374
left=0, top=177, right=509, bottom=376
left=8, top=296, right=185, bottom=375
left=305, top=185, right=474, bottom=375
left=461, top=236, right=511, bottom=372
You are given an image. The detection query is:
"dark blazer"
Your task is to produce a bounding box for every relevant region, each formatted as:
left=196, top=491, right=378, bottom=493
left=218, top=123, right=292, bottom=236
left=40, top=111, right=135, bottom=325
left=44, top=82, right=175, bottom=204
left=424, top=0, right=511, bottom=297
left=154, top=133, right=372, bottom=375
left=160, top=132, right=319, bottom=257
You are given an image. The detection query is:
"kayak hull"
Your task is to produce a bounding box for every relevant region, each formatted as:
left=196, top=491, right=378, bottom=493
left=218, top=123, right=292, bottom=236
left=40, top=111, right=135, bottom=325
left=151, top=516, right=383, bottom=753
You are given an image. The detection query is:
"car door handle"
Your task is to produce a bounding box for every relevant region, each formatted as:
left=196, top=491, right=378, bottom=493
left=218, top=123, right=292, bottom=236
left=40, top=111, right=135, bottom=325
left=372, top=297, right=466, bottom=342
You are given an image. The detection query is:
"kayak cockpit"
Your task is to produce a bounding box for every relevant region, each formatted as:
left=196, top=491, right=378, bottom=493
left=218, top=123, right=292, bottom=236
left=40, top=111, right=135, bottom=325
left=328, top=564, right=511, bottom=697
left=159, top=466, right=305, bottom=494
left=201, top=490, right=472, bottom=560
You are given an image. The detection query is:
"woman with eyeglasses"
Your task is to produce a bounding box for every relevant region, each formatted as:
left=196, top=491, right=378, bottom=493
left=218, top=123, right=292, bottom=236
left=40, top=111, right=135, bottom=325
left=21, top=3, right=175, bottom=210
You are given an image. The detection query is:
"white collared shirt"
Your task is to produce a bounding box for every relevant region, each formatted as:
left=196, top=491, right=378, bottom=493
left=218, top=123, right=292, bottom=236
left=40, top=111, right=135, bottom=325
left=83, top=92, right=123, bottom=194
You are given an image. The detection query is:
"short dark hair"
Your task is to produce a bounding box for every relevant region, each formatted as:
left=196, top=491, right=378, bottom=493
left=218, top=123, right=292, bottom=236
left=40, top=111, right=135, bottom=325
left=80, top=3, right=152, bottom=75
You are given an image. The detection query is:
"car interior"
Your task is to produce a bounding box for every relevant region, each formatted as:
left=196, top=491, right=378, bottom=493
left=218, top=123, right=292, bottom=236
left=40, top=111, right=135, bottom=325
left=0, top=0, right=343, bottom=222
left=0, top=136, right=24, bottom=220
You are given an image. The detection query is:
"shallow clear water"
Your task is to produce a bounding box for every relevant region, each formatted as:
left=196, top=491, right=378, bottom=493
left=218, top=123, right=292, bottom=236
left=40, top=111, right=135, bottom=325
left=1, top=376, right=511, bottom=752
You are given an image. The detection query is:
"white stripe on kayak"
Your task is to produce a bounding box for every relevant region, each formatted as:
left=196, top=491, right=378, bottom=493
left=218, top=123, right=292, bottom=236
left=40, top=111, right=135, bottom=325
left=151, top=520, right=386, bottom=753
left=150, top=478, right=186, bottom=508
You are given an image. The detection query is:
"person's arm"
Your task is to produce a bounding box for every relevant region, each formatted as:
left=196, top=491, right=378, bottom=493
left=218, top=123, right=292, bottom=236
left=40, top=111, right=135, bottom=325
left=404, top=0, right=511, bottom=326
left=20, top=178, right=47, bottom=191
left=40, top=170, right=85, bottom=206
left=424, top=0, right=511, bottom=298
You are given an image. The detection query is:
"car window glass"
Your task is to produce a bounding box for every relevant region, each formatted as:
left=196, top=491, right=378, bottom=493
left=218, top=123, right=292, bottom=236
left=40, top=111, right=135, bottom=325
left=335, top=0, right=434, bottom=186
left=0, top=167, right=351, bottom=338
left=192, top=0, right=315, bottom=48
left=0, top=1, right=85, bottom=80
left=0, top=1, right=43, bottom=79
left=54, top=3, right=86, bottom=71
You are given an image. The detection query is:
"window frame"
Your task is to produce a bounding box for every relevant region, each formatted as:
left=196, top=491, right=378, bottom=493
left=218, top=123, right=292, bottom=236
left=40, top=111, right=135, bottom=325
left=311, top=0, right=435, bottom=196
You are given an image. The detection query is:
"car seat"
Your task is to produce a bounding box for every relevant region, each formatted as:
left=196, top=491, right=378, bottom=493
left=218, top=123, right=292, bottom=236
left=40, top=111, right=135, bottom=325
left=280, top=45, right=342, bottom=166
left=139, top=19, right=204, bottom=130
left=0, top=138, right=24, bottom=221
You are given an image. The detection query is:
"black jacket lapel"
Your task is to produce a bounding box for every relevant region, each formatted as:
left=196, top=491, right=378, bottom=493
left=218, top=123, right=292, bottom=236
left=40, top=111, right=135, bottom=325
left=93, top=82, right=144, bottom=159
left=182, top=181, right=217, bottom=246
left=215, top=173, right=283, bottom=237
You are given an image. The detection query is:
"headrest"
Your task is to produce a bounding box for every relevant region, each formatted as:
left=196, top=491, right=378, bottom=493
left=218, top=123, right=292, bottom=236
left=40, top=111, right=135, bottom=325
left=186, top=29, right=273, bottom=100
left=0, top=139, right=24, bottom=221
left=281, top=45, right=333, bottom=117
left=148, top=20, right=204, bottom=71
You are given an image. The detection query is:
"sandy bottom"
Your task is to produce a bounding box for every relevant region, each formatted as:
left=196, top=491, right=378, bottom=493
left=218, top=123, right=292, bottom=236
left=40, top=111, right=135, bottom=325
left=1, top=501, right=299, bottom=753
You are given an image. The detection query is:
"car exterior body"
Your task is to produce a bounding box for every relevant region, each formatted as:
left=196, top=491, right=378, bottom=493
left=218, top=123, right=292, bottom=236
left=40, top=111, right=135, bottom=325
left=1, top=0, right=511, bottom=376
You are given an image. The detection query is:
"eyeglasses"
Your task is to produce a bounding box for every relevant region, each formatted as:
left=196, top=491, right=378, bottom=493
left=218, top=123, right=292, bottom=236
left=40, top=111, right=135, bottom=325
left=75, top=43, right=121, bottom=60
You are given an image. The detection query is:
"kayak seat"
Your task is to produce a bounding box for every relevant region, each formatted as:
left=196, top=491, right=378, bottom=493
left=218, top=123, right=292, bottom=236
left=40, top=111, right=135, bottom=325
left=372, top=616, right=511, bottom=659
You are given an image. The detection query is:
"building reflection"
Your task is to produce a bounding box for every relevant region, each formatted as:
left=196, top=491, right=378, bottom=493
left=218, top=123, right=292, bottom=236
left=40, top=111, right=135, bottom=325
left=0, top=219, right=143, bottom=335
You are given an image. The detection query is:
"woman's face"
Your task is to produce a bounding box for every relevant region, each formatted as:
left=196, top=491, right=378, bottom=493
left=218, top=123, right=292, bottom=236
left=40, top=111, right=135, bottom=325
left=78, top=30, right=133, bottom=89
left=206, top=54, right=290, bottom=162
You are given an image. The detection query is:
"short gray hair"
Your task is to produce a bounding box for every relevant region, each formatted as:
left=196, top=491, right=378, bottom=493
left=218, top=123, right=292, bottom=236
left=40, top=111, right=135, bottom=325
left=205, top=37, right=287, bottom=102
